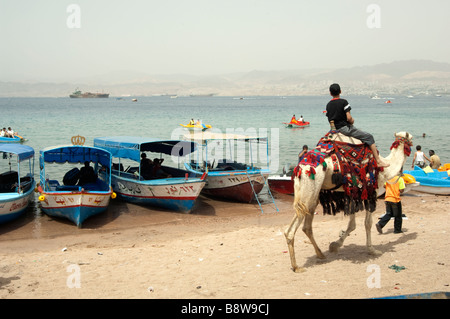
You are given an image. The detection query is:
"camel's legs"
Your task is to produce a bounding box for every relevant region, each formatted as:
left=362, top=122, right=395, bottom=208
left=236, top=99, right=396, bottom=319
left=328, top=210, right=382, bottom=255
left=284, top=214, right=305, bottom=272
left=303, top=213, right=325, bottom=259
left=286, top=170, right=326, bottom=272
left=329, top=214, right=356, bottom=253
left=285, top=203, right=325, bottom=272
left=365, top=210, right=382, bottom=255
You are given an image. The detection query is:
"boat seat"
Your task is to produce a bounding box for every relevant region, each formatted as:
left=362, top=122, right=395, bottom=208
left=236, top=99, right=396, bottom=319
left=63, top=167, right=80, bottom=186
left=17, top=176, right=33, bottom=193
left=81, top=180, right=109, bottom=192
left=0, top=183, right=15, bottom=193
left=112, top=163, right=124, bottom=171
left=56, top=185, right=82, bottom=192
left=0, top=171, right=18, bottom=184
left=0, top=171, right=19, bottom=193
left=217, top=160, right=248, bottom=170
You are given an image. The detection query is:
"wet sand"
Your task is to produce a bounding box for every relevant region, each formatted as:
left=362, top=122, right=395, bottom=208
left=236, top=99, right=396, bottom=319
left=0, top=191, right=449, bottom=299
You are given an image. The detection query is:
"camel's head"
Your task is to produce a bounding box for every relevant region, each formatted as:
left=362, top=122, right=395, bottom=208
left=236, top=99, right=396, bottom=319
left=394, top=131, right=413, bottom=143
left=391, top=132, right=413, bottom=156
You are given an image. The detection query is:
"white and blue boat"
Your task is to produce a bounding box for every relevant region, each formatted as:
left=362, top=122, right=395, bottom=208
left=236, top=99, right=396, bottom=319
left=403, top=166, right=450, bottom=195
left=0, top=144, right=36, bottom=224
left=93, top=136, right=206, bottom=213
left=182, top=131, right=277, bottom=212
left=0, top=136, right=25, bottom=143
left=37, top=141, right=114, bottom=227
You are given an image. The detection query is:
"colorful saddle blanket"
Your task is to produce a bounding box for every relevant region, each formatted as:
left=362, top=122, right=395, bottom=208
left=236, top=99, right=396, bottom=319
left=293, top=130, right=381, bottom=215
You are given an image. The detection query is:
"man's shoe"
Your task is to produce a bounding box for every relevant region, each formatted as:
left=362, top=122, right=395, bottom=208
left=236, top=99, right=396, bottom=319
left=376, top=223, right=383, bottom=234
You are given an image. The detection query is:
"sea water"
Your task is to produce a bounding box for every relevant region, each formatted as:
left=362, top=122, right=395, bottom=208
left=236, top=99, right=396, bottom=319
left=0, top=95, right=449, bottom=237
left=1, top=94, right=449, bottom=171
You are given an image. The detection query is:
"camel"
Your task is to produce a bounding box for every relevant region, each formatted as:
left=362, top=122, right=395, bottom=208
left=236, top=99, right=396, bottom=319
left=284, top=131, right=413, bottom=272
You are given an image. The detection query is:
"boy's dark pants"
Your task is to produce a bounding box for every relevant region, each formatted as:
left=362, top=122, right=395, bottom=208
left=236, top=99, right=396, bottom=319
left=378, top=201, right=402, bottom=232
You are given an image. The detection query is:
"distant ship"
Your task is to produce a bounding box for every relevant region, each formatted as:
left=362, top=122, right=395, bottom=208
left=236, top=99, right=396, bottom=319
left=70, top=89, right=109, bottom=98
left=189, top=93, right=215, bottom=97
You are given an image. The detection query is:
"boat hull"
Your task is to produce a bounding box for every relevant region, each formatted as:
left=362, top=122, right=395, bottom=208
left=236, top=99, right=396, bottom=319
left=0, top=180, right=35, bottom=224
left=268, top=175, right=294, bottom=195
left=70, top=93, right=109, bottom=98
left=202, top=170, right=268, bottom=203
left=39, top=188, right=112, bottom=227
left=0, top=136, right=24, bottom=143
left=403, top=168, right=450, bottom=195
left=111, top=174, right=206, bottom=213
left=180, top=124, right=212, bottom=131
left=412, top=184, right=449, bottom=195
left=283, top=122, right=310, bottom=128
left=377, top=182, right=421, bottom=197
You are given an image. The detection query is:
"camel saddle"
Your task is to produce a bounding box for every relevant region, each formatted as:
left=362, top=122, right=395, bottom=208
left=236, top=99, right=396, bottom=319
left=328, top=132, right=364, bottom=145
left=294, top=129, right=380, bottom=215
left=325, top=120, right=364, bottom=146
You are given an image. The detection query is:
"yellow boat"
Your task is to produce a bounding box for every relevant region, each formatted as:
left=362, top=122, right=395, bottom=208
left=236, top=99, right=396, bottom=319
left=377, top=173, right=419, bottom=196
left=180, top=123, right=212, bottom=131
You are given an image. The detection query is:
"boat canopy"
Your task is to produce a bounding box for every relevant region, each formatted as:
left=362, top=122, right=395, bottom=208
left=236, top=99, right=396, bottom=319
left=40, top=145, right=112, bottom=168
left=183, top=131, right=268, bottom=144
left=0, top=144, right=34, bottom=162
left=93, top=136, right=197, bottom=162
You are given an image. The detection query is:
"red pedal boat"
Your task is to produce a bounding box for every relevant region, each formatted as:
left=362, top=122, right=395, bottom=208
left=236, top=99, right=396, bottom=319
left=283, top=121, right=310, bottom=128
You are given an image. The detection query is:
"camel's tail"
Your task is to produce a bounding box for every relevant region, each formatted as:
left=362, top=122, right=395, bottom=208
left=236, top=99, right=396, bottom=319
left=293, top=196, right=309, bottom=217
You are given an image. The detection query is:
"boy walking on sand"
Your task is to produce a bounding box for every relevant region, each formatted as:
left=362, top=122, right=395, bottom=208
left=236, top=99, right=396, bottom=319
left=325, top=83, right=389, bottom=168
left=376, top=175, right=405, bottom=234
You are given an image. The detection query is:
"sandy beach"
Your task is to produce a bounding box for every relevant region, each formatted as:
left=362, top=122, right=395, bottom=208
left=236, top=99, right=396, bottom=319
left=0, top=190, right=449, bottom=300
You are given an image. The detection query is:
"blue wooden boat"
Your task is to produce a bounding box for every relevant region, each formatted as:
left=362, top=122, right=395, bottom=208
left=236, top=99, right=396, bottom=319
left=93, top=136, right=206, bottom=213
left=403, top=166, right=450, bottom=195
left=37, top=142, right=114, bottom=227
left=0, top=144, right=36, bottom=224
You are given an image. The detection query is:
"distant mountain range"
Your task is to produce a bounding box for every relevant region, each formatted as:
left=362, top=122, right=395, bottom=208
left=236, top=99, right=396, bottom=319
left=1, top=60, right=450, bottom=97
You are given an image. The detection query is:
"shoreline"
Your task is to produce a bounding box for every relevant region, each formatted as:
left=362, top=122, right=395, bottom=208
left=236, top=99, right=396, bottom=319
left=1, top=191, right=449, bottom=299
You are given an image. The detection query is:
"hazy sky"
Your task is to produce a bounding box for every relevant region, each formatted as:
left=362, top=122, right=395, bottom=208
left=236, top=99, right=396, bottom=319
left=1, top=0, right=449, bottom=81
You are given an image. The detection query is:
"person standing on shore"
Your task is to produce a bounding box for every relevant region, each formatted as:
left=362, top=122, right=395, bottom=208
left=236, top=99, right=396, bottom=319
left=411, top=145, right=427, bottom=168
left=376, top=175, right=405, bottom=234
left=298, top=145, right=308, bottom=163
left=427, top=150, right=441, bottom=169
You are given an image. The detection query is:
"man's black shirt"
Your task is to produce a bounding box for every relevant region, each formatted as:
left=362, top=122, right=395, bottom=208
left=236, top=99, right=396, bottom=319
left=326, top=98, right=351, bottom=129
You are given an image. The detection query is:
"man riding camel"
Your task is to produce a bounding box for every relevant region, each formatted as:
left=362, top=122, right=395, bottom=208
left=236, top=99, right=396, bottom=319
left=325, top=83, right=389, bottom=168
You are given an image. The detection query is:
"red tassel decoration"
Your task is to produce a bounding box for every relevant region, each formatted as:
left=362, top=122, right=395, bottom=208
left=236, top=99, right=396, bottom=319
left=361, top=188, right=368, bottom=200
